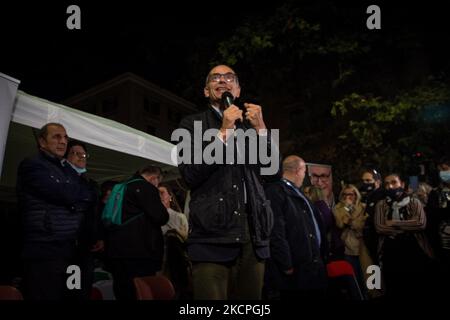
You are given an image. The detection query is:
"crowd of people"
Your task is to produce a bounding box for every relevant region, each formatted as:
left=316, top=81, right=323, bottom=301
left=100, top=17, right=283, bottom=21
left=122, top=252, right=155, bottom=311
left=3, top=64, right=450, bottom=301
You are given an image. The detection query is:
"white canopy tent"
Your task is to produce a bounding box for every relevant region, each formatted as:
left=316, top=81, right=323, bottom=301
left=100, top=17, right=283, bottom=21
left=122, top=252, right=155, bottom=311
left=0, top=87, right=180, bottom=202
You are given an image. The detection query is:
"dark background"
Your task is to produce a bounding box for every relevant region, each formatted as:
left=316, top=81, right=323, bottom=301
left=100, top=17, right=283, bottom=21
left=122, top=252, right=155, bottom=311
left=0, top=1, right=278, bottom=102
left=1, top=1, right=446, bottom=102
left=1, top=0, right=449, bottom=181
left=1, top=0, right=450, bottom=293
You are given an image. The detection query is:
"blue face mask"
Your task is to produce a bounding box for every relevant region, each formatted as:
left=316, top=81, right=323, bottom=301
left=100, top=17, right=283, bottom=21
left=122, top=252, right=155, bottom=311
left=440, top=171, right=450, bottom=184
left=67, top=161, right=87, bottom=175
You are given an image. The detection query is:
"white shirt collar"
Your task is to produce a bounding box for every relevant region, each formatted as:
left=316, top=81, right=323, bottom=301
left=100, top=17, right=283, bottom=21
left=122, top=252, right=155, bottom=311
left=211, top=104, right=223, bottom=117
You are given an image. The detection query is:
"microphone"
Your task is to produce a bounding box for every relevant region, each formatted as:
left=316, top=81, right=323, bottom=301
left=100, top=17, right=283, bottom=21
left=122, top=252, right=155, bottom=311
left=221, top=91, right=234, bottom=109
left=221, top=92, right=245, bottom=125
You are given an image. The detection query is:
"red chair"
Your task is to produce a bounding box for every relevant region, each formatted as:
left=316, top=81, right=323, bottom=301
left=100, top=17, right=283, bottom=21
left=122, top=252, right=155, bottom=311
left=327, top=260, right=364, bottom=300
left=90, top=287, right=103, bottom=300
left=133, top=275, right=175, bottom=300
left=327, top=260, right=355, bottom=277
left=0, top=286, right=23, bottom=300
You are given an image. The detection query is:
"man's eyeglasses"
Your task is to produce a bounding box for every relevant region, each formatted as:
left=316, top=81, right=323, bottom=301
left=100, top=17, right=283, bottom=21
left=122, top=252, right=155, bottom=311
left=310, top=174, right=330, bottom=182
left=70, top=151, right=89, bottom=159
left=208, top=73, right=237, bottom=83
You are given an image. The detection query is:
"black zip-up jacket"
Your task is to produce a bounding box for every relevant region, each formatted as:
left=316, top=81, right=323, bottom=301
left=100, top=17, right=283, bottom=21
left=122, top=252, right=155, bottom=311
left=17, top=151, right=97, bottom=246
left=106, top=174, right=169, bottom=261
left=178, top=107, right=278, bottom=247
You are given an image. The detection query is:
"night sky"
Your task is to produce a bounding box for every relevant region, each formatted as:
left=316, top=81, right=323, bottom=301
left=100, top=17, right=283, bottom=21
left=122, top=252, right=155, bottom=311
left=1, top=1, right=449, bottom=105
left=0, top=1, right=278, bottom=102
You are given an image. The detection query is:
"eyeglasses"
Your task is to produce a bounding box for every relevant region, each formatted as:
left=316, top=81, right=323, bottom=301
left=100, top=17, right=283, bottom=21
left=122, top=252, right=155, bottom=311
left=70, top=151, right=89, bottom=159
left=343, top=193, right=356, bottom=197
left=208, top=72, right=237, bottom=83
left=310, top=173, right=331, bottom=182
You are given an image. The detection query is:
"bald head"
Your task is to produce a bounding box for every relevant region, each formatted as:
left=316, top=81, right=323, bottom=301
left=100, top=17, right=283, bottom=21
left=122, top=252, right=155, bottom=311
left=282, top=155, right=306, bottom=188
left=283, top=155, right=304, bottom=173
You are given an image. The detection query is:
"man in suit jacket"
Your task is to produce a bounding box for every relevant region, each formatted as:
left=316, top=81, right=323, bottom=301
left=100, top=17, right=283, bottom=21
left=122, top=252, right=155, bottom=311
left=264, top=155, right=328, bottom=299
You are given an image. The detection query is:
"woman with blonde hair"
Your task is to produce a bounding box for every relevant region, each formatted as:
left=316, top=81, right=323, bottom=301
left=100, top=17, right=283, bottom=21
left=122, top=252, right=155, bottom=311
left=333, top=184, right=372, bottom=298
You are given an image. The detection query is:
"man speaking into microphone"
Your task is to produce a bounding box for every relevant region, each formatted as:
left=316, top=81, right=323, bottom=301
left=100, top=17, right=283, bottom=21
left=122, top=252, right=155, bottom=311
left=177, top=65, right=279, bottom=300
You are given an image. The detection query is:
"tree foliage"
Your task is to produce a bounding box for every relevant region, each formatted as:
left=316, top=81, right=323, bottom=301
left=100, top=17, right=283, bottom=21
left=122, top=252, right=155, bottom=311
left=211, top=1, right=450, bottom=186
left=331, top=83, right=450, bottom=181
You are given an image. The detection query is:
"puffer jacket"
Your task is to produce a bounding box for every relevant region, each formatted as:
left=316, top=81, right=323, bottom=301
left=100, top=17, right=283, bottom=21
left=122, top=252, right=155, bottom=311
left=17, top=151, right=97, bottom=243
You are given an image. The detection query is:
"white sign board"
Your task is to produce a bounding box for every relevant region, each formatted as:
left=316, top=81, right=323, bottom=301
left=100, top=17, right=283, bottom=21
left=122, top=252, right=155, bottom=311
left=0, top=72, right=20, bottom=176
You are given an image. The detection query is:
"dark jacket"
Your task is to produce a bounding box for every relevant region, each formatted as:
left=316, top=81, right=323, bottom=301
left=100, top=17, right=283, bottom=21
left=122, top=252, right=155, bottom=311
left=17, top=151, right=97, bottom=250
left=426, top=186, right=450, bottom=256
left=363, top=188, right=385, bottom=262
left=264, top=180, right=328, bottom=291
left=178, top=107, right=278, bottom=247
left=106, top=174, right=169, bottom=262
left=314, top=200, right=343, bottom=259
left=75, top=174, right=101, bottom=250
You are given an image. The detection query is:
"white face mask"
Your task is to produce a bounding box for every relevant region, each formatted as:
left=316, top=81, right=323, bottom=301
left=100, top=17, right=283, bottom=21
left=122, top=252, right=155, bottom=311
left=67, top=161, right=87, bottom=174
left=440, top=171, right=450, bottom=184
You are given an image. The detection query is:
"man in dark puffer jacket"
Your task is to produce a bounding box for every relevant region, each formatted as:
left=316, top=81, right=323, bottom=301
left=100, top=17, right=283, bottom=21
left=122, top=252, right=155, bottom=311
left=17, top=123, right=97, bottom=300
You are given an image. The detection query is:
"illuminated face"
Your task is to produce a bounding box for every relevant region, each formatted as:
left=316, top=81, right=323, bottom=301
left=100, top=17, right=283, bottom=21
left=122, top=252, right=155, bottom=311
left=309, top=165, right=332, bottom=199
left=159, top=186, right=172, bottom=209
left=341, top=188, right=356, bottom=204
left=384, top=175, right=404, bottom=190
left=362, top=171, right=381, bottom=188
left=204, top=65, right=241, bottom=106
left=39, top=125, right=68, bottom=159
left=362, top=172, right=376, bottom=184
left=67, top=145, right=88, bottom=169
